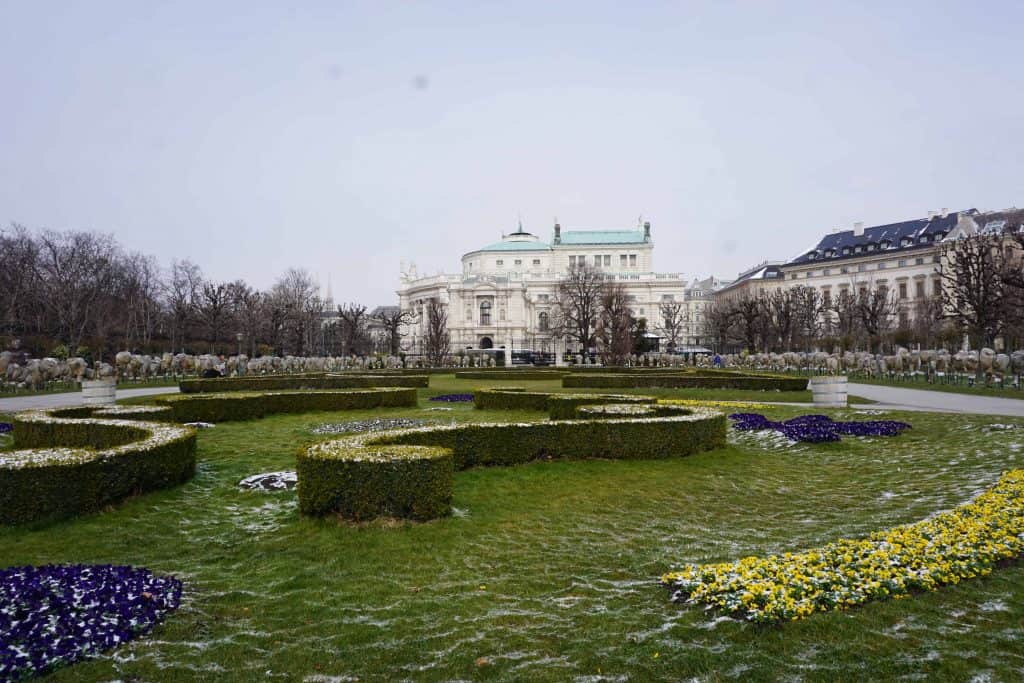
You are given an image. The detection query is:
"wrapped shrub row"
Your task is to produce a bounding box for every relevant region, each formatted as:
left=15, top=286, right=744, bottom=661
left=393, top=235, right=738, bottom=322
left=2, top=411, right=196, bottom=525
left=561, top=373, right=808, bottom=391
left=454, top=370, right=568, bottom=380
left=298, top=407, right=726, bottom=520
left=179, top=373, right=428, bottom=393
left=157, top=388, right=418, bottom=423
left=473, top=388, right=656, bottom=419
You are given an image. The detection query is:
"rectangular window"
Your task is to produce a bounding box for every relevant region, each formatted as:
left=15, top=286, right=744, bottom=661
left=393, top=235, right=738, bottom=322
left=514, top=259, right=522, bottom=266
left=532, top=259, right=541, bottom=266
left=823, top=268, right=831, bottom=276
left=899, top=282, right=907, bottom=299
left=840, top=267, right=849, bottom=274
left=569, top=256, right=576, bottom=266
left=898, top=259, right=907, bottom=267
left=822, top=290, right=832, bottom=307
left=496, top=260, right=503, bottom=266
left=933, top=279, right=942, bottom=296
left=915, top=281, right=925, bottom=298
left=662, top=294, right=674, bottom=301
left=791, top=273, right=798, bottom=280
left=878, top=262, right=886, bottom=270
left=620, top=254, right=627, bottom=266
left=603, top=255, right=611, bottom=266
left=915, top=257, right=925, bottom=265
left=858, top=264, right=866, bottom=272
left=629, top=254, right=637, bottom=267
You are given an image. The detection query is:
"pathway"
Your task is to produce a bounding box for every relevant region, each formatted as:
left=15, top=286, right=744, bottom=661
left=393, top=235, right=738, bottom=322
left=847, top=383, right=1024, bottom=418
left=0, top=386, right=180, bottom=413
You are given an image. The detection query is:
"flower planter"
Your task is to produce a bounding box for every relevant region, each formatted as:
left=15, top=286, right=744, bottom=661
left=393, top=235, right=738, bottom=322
left=809, top=375, right=847, bottom=408
left=81, top=378, right=116, bottom=406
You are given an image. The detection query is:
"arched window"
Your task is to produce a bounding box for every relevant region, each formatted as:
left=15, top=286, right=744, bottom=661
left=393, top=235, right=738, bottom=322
left=480, top=300, right=491, bottom=325
left=538, top=311, right=549, bottom=331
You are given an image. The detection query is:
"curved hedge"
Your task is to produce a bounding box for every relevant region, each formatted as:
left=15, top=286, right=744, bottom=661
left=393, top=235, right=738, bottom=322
left=298, top=406, right=726, bottom=521
left=473, top=388, right=657, bottom=418
left=157, top=388, right=418, bottom=423
left=454, top=370, right=568, bottom=381
left=561, top=373, right=808, bottom=391
left=179, top=373, right=429, bottom=393
left=2, top=411, right=197, bottom=525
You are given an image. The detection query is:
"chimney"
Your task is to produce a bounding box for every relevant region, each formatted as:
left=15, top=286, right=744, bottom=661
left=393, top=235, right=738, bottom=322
left=927, top=210, right=937, bottom=219
left=853, top=221, right=864, bottom=236
left=941, top=207, right=949, bottom=217
left=553, top=222, right=561, bottom=244
left=643, top=221, right=651, bottom=241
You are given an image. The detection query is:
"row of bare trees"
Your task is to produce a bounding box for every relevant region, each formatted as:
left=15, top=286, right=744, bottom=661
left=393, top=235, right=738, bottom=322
left=0, top=224, right=405, bottom=359
left=705, top=225, right=1024, bottom=354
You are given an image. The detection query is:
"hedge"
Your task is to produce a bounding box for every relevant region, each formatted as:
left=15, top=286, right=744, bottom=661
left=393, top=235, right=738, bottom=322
left=473, top=388, right=656, bottom=419
left=454, top=370, right=568, bottom=381
left=561, top=373, right=808, bottom=391
left=297, top=444, right=452, bottom=521
left=179, top=373, right=429, bottom=393
left=157, top=388, right=418, bottom=423
left=574, top=404, right=692, bottom=420
left=2, top=410, right=196, bottom=525
left=298, top=407, right=726, bottom=521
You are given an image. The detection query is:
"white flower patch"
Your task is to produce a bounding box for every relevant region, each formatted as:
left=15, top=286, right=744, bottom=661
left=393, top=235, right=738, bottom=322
left=2, top=410, right=194, bottom=470
left=184, top=422, right=216, bottom=429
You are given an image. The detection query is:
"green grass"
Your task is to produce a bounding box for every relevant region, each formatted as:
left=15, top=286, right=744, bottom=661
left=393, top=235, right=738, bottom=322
left=3, top=390, right=1021, bottom=679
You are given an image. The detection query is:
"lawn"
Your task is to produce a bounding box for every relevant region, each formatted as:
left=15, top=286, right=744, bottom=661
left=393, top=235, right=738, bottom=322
left=2, top=389, right=1022, bottom=679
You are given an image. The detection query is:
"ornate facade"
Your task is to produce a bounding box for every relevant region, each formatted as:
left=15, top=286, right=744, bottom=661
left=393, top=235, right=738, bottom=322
left=397, top=221, right=694, bottom=356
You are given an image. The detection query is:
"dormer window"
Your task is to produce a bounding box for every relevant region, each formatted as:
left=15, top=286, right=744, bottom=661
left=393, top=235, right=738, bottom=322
left=880, top=240, right=891, bottom=249
left=866, top=244, right=875, bottom=252
left=842, top=247, right=851, bottom=255
left=854, top=246, right=863, bottom=254
left=807, top=252, right=816, bottom=260
left=901, top=237, right=912, bottom=247
left=824, top=249, right=834, bottom=258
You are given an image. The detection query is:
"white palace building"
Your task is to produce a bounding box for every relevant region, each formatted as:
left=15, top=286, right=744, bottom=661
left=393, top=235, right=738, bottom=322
left=397, top=221, right=700, bottom=357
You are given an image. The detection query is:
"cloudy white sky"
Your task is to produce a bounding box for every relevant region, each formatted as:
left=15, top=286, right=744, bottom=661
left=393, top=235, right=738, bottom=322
left=1, top=1, right=1021, bottom=303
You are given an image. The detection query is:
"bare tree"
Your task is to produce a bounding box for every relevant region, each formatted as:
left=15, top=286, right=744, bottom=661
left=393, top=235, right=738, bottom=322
left=595, top=282, right=634, bottom=366
left=270, top=268, right=319, bottom=355
left=0, top=223, right=41, bottom=338
left=551, top=263, right=604, bottom=353
left=827, top=289, right=859, bottom=349
left=731, top=293, right=765, bottom=352
left=34, top=230, right=120, bottom=352
left=791, top=286, right=823, bottom=350
left=705, top=301, right=735, bottom=352
left=337, top=303, right=370, bottom=356
left=229, top=281, right=265, bottom=356
left=940, top=234, right=1012, bottom=353
left=423, top=299, right=449, bottom=367
left=763, top=289, right=796, bottom=352
left=657, top=300, right=685, bottom=352
left=375, top=308, right=416, bottom=355
left=855, top=285, right=898, bottom=353
left=166, top=259, right=203, bottom=353
left=196, top=282, right=233, bottom=354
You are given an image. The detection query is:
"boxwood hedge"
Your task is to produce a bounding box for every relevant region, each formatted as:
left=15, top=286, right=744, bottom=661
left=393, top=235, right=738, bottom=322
left=561, top=373, right=808, bottom=391
left=454, top=369, right=568, bottom=380
left=179, top=373, right=428, bottom=393
left=473, top=388, right=657, bottom=419
left=157, top=388, right=418, bottom=423
left=2, top=410, right=197, bottom=525
left=298, top=406, right=725, bottom=521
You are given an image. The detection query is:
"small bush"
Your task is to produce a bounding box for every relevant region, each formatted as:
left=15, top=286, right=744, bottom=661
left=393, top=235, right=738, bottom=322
left=2, top=411, right=196, bottom=525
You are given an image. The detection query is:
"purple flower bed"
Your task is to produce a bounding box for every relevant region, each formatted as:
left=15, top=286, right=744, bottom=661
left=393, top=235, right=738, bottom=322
left=0, top=564, right=182, bottom=680
left=429, top=394, right=474, bottom=403
left=0, top=423, right=12, bottom=435
left=729, top=413, right=911, bottom=443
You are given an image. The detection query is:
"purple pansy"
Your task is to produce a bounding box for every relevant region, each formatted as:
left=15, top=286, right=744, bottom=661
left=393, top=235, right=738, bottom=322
left=729, top=413, right=911, bottom=443
left=429, top=394, right=474, bottom=403
left=0, top=423, right=12, bottom=435
left=0, top=564, right=182, bottom=680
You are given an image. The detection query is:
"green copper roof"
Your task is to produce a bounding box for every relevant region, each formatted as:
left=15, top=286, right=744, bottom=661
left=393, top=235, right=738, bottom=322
left=559, top=230, right=647, bottom=245
left=469, top=239, right=552, bottom=253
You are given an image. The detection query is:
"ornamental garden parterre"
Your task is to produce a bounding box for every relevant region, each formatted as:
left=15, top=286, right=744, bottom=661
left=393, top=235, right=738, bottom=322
left=1, top=370, right=1023, bottom=679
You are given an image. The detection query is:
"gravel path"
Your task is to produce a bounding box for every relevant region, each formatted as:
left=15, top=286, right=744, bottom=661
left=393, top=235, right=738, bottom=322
left=0, top=386, right=180, bottom=412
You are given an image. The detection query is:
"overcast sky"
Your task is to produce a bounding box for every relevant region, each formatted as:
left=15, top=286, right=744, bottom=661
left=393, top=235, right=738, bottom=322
left=2, top=1, right=1021, bottom=303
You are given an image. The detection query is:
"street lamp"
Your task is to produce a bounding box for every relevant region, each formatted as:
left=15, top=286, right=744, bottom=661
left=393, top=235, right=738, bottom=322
left=236, top=333, right=244, bottom=375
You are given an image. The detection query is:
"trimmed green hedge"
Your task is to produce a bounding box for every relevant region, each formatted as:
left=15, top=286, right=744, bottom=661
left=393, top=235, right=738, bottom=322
left=297, top=445, right=452, bottom=521
left=179, top=373, right=429, bottom=393
left=2, top=410, right=196, bottom=525
left=561, top=373, right=808, bottom=391
left=298, top=406, right=726, bottom=521
left=454, top=369, right=568, bottom=380
left=157, top=388, right=418, bottom=423
left=574, top=403, right=692, bottom=420
left=473, top=388, right=656, bottom=419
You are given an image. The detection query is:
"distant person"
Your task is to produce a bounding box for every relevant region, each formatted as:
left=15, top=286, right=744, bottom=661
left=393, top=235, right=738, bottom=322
left=713, top=354, right=722, bottom=368
left=202, top=368, right=222, bottom=378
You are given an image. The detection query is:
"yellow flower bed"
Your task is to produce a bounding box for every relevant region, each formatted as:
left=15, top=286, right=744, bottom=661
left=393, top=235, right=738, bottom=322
left=662, top=469, right=1024, bottom=623
left=659, top=398, right=770, bottom=410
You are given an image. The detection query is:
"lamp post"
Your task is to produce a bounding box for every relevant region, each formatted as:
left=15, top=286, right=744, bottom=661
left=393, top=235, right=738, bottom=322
left=236, top=332, right=244, bottom=375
